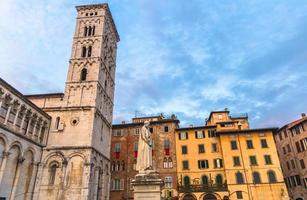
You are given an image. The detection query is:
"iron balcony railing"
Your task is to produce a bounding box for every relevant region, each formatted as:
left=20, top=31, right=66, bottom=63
left=178, top=183, right=228, bottom=193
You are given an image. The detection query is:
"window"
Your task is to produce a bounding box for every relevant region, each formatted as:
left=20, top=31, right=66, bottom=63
left=182, top=160, right=189, bottom=170
left=284, top=130, right=288, bottom=138
left=201, top=175, right=209, bottom=185
left=183, top=176, right=190, bottom=187
left=111, top=179, right=123, bottom=190
left=165, top=176, right=173, bottom=188
left=286, top=161, right=290, bottom=170
left=236, top=172, right=244, bottom=184
left=291, top=159, right=296, bottom=169
left=92, top=26, right=95, bottom=36
left=115, top=161, right=120, bottom=171
left=249, top=156, right=257, bottom=166
left=287, top=144, right=291, bottom=152
left=88, top=26, right=92, bottom=36
left=81, top=46, right=87, bottom=57
left=296, top=141, right=301, bottom=153
left=84, top=26, right=88, bottom=36
left=300, top=159, right=305, bottom=169
left=113, top=129, right=122, bottom=137
left=231, top=140, right=238, bottom=150
left=215, top=174, right=223, bottom=185
left=236, top=191, right=243, bottom=199
left=49, top=163, right=58, bottom=185
left=301, top=138, right=307, bottom=151
left=279, top=132, right=283, bottom=140
left=114, top=143, right=121, bottom=152
left=198, top=144, right=205, bottom=153
left=246, top=140, right=254, bottom=149
left=135, top=128, right=140, bottom=135
left=121, top=161, right=125, bottom=171
left=80, top=68, right=87, bottom=81
left=267, top=170, right=277, bottom=183
left=211, top=143, right=218, bottom=152
left=233, top=156, right=241, bottom=166
left=87, top=46, right=92, bottom=57
left=179, top=132, right=188, bottom=140
left=264, top=155, right=272, bottom=165
left=164, top=139, right=170, bottom=155
left=198, top=160, right=209, bottom=169
left=213, top=159, right=223, bottom=168
left=54, top=117, right=60, bottom=129
left=195, top=130, right=205, bottom=139
left=181, top=145, right=188, bottom=154
left=164, top=126, right=169, bottom=132
left=283, top=146, right=287, bottom=154
left=149, top=127, right=153, bottom=133
left=253, top=172, right=261, bottom=184
left=168, top=157, right=173, bottom=168
left=295, top=175, right=302, bottom=185
left=163, top=157, right=173, bottom=169
left=260, top=139, right=268, bottom=148
left=208, top=130, right=216, bottom=137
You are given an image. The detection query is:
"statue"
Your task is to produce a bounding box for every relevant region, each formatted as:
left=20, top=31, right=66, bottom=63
left=136, top=121, right=153, bottom=173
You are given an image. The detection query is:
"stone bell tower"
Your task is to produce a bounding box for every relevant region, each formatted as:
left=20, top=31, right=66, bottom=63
left=30, top=4, right=119, bottom=200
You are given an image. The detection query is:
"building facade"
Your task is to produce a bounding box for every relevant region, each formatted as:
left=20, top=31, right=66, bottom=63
left=274, top=114, right=307, bottom=200
left=110, top=115, right=179, bottom=200
left=0, top=3, right=119, bottom=200
left=176, top=110, right=289, bottom=200
left=0, top=78, right=51, bottom=200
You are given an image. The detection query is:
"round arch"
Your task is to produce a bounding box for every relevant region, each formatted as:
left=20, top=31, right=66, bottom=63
left=182, top=193, right=197, bottom=200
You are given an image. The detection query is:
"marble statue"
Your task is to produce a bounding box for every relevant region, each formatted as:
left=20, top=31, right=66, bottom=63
left=136, top=121, right=153, bottom=173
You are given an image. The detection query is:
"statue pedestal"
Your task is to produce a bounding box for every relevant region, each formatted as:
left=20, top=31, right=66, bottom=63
left=132, top=171, right=164, bottom=200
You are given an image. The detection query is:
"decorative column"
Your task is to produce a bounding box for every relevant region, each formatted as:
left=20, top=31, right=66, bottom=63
left=9, top=157, right=25, bottom=200
left=19, top=110, right=28, bottom=132
left=81, top=162, right=92, bottom=199
left=0, top=151, right=10, bottom=184
left=25, top=161, right=40, bottom=200
left=33, top=118, right=42, bottom=141
left=31, top=117, right=38, bottom=139
left=25, top=113, right=33, bottom=136
left=4, top=102, right=12, bottom=125
left=13, top=105, right=22, bottom=126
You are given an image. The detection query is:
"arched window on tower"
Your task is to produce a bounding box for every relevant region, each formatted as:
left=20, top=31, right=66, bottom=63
left=80, top=68, right=87, bottom=81
left=55, top=117, right=60, bottom=129
left=87, top=46, right=92, bottom=57
left=49, top=162, right=58, bottom=185
left=81, top=46, right=87, bottom=57
left=84, top=26, right=88, bottom=37
left=92, top=26, right=95, bottom=36
left=88, top=26, right=92, bottom=36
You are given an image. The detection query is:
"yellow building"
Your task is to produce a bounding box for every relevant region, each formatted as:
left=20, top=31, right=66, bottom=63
left=175, top=110, right=289, bottom=200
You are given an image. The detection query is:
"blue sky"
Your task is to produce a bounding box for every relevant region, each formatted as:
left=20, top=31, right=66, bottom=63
left=0, top=0, right=306, bottom=128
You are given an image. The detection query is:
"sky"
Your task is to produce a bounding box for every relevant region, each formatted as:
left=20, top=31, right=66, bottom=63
left=0, top=0, right=306, bottom=128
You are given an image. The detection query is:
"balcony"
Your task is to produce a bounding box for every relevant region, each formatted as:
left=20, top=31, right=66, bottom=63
left=178, top=183, right=228, bottom=193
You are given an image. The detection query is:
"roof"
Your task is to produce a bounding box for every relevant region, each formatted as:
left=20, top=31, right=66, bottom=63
left=217, top=127, right=279, bottom=135
left=75, top=3, right=120, bottom=42
left=0, top=78, right=51, bottom=119
left=278, top=116, right=307, bottom=132
left=25, top=93, right=64, bottom=98
left=112, top=119, right=180, bottom=128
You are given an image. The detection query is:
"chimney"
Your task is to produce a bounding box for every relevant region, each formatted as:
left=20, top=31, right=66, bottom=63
left=302, top=113, right=306, bottom=118
left=121, top=121, right=126, bottom=124
left=225, top=108, right=228, bottom=111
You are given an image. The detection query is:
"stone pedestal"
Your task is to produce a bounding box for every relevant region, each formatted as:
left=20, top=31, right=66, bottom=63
left=132, top=171, right=164, bottom=200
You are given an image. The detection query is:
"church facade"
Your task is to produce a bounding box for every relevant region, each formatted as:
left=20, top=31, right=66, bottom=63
left=0, top=3, right=119, bottom=200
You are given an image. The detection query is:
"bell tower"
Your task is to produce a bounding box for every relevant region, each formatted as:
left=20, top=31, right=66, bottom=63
left=33, top=4, right=119, bottom=200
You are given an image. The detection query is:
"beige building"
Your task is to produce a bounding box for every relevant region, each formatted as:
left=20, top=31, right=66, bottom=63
left=274, top=114, right=307, bottom=200
left=176, top=110, right=289, bottom=200
left=0, top=3, right=119, bottom=200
